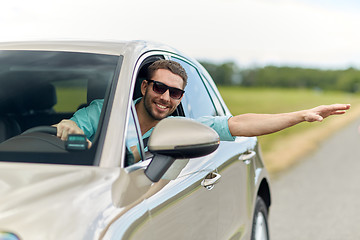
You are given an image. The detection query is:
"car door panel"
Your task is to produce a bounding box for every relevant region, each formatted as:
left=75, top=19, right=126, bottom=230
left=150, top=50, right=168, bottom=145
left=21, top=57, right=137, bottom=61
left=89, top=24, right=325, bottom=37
left=209, top=138, right=257, bottom=239
left=128, top=137, right=257, bottom=240
left=131, top=156, right=219, bottom=240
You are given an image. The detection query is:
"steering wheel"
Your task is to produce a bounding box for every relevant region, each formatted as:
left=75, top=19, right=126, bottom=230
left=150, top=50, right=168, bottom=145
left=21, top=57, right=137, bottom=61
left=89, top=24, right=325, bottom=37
left=22, top=126, right=57, bottom=135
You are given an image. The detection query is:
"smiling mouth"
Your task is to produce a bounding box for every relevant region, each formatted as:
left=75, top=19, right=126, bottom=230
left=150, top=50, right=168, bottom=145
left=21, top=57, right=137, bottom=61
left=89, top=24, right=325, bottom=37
left=156, top=103, right=167, bottom=110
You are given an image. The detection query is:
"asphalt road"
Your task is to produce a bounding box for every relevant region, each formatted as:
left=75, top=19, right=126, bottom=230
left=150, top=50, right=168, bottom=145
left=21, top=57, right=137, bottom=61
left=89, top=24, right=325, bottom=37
left=269, top=118, right=360, bottom=240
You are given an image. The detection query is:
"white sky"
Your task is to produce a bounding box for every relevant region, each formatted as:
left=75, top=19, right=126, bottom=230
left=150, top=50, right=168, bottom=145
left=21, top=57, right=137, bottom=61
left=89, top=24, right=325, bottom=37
left=1, top=0, right=360, bottom=69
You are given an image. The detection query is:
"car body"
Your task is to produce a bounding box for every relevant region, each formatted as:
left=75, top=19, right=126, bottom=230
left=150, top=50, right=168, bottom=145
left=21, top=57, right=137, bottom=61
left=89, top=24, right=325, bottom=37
left=0, top=41, right=271, bottom=240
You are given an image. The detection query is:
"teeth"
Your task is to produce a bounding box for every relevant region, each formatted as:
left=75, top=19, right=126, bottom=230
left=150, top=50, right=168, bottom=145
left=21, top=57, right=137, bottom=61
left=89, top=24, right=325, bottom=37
left=156, top=104, right=166, bottom=109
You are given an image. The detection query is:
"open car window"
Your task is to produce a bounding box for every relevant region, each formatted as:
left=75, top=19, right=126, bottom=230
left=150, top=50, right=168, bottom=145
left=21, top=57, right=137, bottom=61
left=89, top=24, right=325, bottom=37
left=171, top=57, right=218, bottom=118
left=0, top=50, right=119, bottom=165
left=123, top=55, right=166, bottom=168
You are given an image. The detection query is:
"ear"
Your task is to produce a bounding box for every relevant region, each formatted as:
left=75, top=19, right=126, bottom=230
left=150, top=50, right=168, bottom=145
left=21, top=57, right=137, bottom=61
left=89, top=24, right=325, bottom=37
left=140, top=80, right=148, bottom=96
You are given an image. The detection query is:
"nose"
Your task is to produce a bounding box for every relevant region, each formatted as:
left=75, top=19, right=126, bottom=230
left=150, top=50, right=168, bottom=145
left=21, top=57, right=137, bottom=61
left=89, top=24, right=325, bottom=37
left=159, top=89, right=171, bottom=101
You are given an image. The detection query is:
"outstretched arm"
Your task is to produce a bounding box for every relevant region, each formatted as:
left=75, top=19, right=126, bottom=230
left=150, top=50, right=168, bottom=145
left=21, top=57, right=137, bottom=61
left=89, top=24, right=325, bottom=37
left=228, top=104, right=351, bottom=137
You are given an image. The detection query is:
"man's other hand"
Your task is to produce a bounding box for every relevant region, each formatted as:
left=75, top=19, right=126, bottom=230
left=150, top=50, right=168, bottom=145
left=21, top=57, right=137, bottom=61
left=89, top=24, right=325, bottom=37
left=54, top=119, right=84, bottom=141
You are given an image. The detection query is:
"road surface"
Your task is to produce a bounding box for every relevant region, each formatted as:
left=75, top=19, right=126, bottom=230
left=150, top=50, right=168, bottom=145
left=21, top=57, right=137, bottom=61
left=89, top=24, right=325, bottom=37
left=269, top=118, right=360, bottom=239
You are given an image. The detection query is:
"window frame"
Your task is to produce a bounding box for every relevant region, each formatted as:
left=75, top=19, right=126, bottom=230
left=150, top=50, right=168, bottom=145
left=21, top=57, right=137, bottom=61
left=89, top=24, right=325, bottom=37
left=123, top=103, right=146, bottom=166
left=122, top=52, right=168, bottom=169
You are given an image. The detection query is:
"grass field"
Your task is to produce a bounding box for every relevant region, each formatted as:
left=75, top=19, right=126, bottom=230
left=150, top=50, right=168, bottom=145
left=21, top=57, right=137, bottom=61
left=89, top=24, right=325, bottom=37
left=53, top=88, right=87, bottom=112
left=218, top=86, right=360, bottom=174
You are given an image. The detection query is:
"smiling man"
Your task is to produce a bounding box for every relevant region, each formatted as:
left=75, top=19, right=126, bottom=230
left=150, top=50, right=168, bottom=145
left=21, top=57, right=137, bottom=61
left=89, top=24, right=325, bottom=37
left=55, top=59, right=350, bottom=150
left=135, top=61, right=187, bottom=136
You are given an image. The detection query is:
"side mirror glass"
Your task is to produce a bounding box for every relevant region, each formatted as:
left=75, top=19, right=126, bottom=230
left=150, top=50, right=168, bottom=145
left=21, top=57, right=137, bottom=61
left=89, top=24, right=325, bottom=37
left=145, top=118, right=220, bottom=182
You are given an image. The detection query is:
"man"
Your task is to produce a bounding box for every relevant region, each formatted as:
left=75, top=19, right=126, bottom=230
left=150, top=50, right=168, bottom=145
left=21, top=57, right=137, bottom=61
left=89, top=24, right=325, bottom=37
left=55, top=60, right=351, bottom=148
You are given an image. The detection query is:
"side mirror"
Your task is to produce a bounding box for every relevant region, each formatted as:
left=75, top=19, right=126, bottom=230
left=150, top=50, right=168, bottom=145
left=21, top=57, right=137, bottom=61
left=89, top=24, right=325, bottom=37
left=111, top=118, right=220, bottom=208
left=145, top=118, right=220, bottom=182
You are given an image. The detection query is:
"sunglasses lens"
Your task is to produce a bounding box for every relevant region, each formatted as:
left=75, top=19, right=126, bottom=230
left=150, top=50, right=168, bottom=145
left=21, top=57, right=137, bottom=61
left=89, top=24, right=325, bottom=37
left=153, top=82, right=167, bottom=94
left=169, top=89, right=183, bottom=99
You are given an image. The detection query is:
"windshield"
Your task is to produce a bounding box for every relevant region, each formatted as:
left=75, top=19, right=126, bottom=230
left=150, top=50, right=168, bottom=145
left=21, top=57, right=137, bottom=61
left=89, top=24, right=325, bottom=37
left=0, top=50, right=119, bottom=165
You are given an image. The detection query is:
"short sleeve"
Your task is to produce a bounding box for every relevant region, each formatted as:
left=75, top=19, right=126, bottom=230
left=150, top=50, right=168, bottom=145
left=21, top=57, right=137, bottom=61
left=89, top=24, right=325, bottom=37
left=70, top=99, right=104, bottom=141
left=196, top=115, right=235, bottom=141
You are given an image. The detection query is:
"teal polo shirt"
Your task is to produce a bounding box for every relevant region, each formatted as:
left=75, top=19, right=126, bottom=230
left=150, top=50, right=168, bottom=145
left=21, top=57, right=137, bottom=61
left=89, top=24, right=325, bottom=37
left=71, top=99, right=235, bottom=142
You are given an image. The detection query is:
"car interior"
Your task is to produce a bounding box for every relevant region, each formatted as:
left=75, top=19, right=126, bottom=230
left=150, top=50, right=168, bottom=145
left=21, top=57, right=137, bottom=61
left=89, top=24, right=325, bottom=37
left=0, top=82, right=61, bottom=142
left=0, top=75, right=112, bottom=164
left=0, top=77, right=110, bottom=141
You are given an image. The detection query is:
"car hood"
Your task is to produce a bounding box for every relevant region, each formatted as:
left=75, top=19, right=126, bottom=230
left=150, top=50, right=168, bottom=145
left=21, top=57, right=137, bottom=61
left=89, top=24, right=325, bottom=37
left=0, top=162, right=122, bottom=240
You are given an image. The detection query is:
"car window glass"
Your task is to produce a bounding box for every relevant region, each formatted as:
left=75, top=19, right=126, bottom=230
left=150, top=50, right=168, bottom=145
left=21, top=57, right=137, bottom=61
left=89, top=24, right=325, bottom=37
left=201, top=76, right=226, bottom=116
left=52, top=79, right=87, bottom=113
left=171, top=57, right=217, bottom=118
left=0, top=50, right=119, bottom=165
left=125, top=107, right=144, bottom=166
left=0, top=50, right=117, bottom=114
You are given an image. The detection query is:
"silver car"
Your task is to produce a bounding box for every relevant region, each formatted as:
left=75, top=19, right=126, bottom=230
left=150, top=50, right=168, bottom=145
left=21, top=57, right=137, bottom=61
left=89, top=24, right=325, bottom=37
left=0, top=41, right=271, bottom=240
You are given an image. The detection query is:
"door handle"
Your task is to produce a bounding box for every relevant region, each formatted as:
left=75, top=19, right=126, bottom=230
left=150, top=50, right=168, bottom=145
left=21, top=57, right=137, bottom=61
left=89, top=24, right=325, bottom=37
left=238, top=150, right=256, bottom=164
left=201, top=172, right=221, bottom=190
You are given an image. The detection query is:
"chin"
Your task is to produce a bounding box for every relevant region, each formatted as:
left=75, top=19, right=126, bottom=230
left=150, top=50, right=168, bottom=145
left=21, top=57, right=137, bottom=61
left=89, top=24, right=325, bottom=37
left=149, top=110, right=166, bottom=120
left=155, top=113, right=169, bottom=120
left=151, top=107, right=171, bottom=119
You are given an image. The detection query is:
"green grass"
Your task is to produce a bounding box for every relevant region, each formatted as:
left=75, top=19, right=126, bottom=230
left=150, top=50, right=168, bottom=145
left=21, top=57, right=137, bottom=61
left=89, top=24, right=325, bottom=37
left=53, top=88, right=87, bottom=112
left=218, top=86, right=360, bottom=153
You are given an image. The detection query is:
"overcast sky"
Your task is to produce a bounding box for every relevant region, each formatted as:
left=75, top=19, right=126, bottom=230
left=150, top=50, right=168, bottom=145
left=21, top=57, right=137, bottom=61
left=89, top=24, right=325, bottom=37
left=1, top=0, right=359, bottom=69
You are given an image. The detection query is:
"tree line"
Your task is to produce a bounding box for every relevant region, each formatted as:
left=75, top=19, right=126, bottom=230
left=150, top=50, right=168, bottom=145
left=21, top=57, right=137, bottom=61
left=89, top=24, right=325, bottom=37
left=200, top=61, right=360, bottom=93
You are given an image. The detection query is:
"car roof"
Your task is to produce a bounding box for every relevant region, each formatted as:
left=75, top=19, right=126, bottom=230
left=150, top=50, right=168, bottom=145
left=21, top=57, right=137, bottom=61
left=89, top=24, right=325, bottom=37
left=0, top=40, right=181, bottom=56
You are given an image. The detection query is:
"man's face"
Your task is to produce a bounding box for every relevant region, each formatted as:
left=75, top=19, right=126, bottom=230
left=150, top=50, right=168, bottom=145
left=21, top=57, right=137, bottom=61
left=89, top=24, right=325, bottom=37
left=141, top=69, right=184, bottom=121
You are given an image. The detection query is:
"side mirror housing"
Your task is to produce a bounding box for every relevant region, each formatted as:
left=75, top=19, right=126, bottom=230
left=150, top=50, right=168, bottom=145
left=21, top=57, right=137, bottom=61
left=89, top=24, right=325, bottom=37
left=111, top=118, right=220, bottom=207
left=145, top=118, right=220, bottom=182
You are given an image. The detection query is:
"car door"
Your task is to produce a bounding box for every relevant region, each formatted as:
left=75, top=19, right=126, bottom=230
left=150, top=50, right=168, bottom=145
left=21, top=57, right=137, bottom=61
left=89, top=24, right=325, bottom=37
left=125, top=54, right=221, bottom=239
left=129, top=55, right=252, bottom=240
left=108, top=54, right=256, bottom=239
left=107, top=107, right=221, bottom=240
left=171, top=56, right=257, bottom=239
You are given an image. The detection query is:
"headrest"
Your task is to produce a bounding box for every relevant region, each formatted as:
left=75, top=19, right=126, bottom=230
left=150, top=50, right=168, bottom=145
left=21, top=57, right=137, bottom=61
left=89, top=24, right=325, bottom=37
left=133, top=56, right=163, bottom=101
left=23, top=84, right=57, bottom=111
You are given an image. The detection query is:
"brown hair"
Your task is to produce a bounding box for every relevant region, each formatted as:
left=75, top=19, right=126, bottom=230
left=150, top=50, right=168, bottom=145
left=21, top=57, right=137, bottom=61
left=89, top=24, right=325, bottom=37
left=147, top=59, right=188, bottom=87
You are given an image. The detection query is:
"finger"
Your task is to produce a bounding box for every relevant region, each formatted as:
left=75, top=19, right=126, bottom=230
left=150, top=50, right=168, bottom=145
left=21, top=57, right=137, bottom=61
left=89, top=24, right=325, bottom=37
left=61, top=131, right=68, bottom=141
left=87, top=139, right=92, bottom=149
left=331, top=110, right=347, bottom=115
left=56, top=127, right=63, bottom=138
left=315, top=116, right=323, bottom=122
left=328, top=104, right=351, bottom=111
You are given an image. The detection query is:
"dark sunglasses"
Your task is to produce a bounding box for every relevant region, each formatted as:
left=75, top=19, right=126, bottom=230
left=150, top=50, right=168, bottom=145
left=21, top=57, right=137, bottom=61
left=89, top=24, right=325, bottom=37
left=146, top=80, right=185, bottom=99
